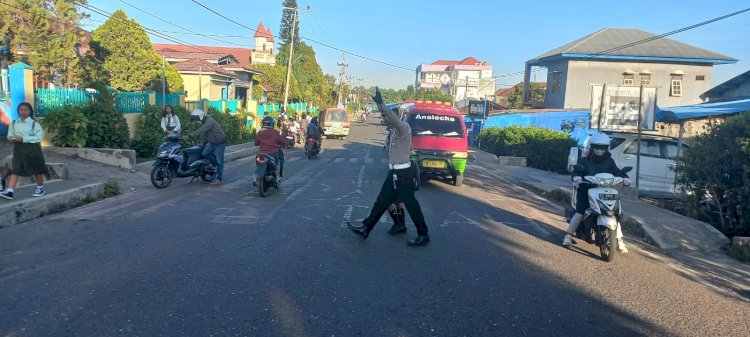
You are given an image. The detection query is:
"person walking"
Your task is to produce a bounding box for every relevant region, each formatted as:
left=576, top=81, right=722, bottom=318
left=188, top=109, right=227, bottom=186
left=347, top=88, right=429, bottom=246
left=160, top=105, right=181, bottom=134
left=1, top=102, right=47, bottom=200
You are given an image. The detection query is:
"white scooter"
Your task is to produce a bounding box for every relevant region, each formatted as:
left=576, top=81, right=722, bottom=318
left=564, top=165, right=632, bottom=262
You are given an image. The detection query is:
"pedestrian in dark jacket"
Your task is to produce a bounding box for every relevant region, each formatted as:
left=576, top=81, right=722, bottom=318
left=1, top=102, right=47, bottom=200
left=347, top=87, right=430, bottom=246
left=189, top=109, right=228, bottom=185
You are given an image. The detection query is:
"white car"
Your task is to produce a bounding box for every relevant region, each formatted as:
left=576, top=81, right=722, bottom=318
left=568, top=132, right=689, bottom=199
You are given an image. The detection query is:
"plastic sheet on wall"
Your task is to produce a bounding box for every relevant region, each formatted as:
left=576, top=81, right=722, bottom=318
left=484, top=110, right=591, bottom=144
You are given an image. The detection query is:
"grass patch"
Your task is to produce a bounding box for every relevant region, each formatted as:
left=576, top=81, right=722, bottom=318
left=104, top=180, right=121, bottom=197
left=727, top=245, right=750, bottom=263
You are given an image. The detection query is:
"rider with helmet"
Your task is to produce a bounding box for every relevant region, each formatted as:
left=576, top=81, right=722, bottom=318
left=255, top=116, right=287, bottom=183
left=306, top=116, right=324, bottom=148
left=563, top=132, right=632, bottom=252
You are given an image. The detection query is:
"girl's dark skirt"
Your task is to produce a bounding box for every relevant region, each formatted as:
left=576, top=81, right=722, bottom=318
left=11, top=142, right=47, bottom=177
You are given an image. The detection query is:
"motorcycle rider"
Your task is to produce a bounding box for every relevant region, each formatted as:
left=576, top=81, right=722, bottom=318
left=563, top=132, right=632, bottom=253
left=188, top=109, right=227, bottom=185
left=255, top=116, right=287, bottom=184
left=306, top=117, right=323, bottom=149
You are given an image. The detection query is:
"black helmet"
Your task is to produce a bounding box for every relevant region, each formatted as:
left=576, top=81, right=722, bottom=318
left=262, top=116, right=275, bottom=127
left=311, top=117, right=318, bottom=125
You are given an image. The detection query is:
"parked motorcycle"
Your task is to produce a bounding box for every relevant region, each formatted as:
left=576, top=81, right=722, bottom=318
left=254, top=153, right=279, bottom=197
left=564, top=165, right=632, bottom=262
left=150, top=133, right=217, bottom=189
left=305, top=137, right=320, bottom=159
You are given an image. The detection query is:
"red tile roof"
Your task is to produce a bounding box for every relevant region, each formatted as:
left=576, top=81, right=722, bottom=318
left=172, top=59, right=236, bottom=77
left=254, top=21, right=275, bottom=42
left=154, top=44, right=252, bottom=67
left=430, top=57, right=488, bottom=66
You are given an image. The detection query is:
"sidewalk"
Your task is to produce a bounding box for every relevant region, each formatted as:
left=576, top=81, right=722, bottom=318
left=0, top=179, right=104, bottom=227
left=470, top=148, right=750, bottom=300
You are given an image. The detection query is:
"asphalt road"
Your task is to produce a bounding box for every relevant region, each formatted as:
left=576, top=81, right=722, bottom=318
left=1, top=120, right=748, bottom=337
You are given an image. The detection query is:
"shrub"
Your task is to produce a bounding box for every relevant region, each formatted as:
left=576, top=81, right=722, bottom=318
left=208, top=107, right=244, bottom=145
left=676, top=113, right=750, bottom=237
left=131, top=104, right=198, bottom=157
left=43, top=105, right=89, bottom=147
left=478, top=126, right=575, bottom=173
left=82, top=101, right=130, bottom=149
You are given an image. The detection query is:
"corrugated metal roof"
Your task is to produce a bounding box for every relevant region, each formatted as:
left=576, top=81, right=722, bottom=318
left=656, top=99, right=750, bottom=122
left=528, top=28, right=736, bottom=64
left=701, top=69, right=750, bottom=100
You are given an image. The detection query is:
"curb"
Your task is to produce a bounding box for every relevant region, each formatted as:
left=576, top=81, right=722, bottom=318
left=0, top=183, right=105, bottom=228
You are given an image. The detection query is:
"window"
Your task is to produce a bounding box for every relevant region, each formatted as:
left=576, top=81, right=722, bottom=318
left=623, top=74, right=634, bottom=85
left=696, top=75, right=705, bottom=81
left=552, top=72, right=562, bottom=93
left=670, top=75, right=683, bottom=97
left=407, top=113, right=464, bottom=138
left=624, top=140, right=662, bottom=158
left=610, top=137, right=627, bottom=150
left=640, top=74, right=651, bottom=86
left=663, top=141, right=690, bottom=160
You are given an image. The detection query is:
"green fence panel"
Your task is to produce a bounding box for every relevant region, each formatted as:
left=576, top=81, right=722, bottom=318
left=226, top=99, right=240, bottom=113
left=155, top=93, right=182, bottom=107
left=208, top=99, right=224, bottom=112
left=115, top=92, right=148, bottom=114
left=35, top=88, right=97, bottom=116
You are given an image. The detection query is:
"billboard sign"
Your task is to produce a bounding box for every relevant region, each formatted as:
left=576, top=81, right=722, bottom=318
left=590, top=85, right=657, bottom=131
left=467, top=100, right=487, bottom=118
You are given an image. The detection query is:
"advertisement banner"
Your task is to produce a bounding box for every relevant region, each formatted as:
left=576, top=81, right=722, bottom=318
left=466, top=100, right=487, bottom=118
left=590, top=85, right=657, bottom=131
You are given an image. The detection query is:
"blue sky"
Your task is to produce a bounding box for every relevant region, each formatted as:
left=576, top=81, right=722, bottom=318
left=87, top=0, right=750, bottom=90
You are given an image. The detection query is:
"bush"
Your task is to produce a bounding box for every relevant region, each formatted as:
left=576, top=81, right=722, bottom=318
left=43, top=105, right=89, bottom=147
left=676, top=113, right=750, bottom=237
left=131, top=104, right=198, bottom=157
left=208, top=107, right=244, bottom=145
left=478, top=126, right=575, bottom=173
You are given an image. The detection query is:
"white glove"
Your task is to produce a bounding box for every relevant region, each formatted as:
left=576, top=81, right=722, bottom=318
left=623, top=178, right=632, bottom=186
left=573, top=176, right=583, bottom=185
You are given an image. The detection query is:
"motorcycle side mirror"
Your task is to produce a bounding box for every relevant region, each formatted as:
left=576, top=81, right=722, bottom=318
left=621, top=166, right=633, bottom=173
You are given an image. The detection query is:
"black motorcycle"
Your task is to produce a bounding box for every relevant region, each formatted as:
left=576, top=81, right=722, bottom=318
left=305, top=137, right=320, bottom=159
left=254, top=153, right=279, bottom=197
left=150, top=133, right=217, bottom=189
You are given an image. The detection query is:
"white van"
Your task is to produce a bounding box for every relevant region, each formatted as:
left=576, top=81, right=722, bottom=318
left=568, top=132, right=689, bottom=199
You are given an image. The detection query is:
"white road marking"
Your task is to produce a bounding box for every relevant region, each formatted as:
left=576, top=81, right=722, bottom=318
left=364, top=158, right=374, bottom=164
left=356, top=165, right=365, bottom=189
left=341, top=205, right=353, bottom=227
left=334, top=158, right=345, bottom=163
left=286, top=157, right=302, bottom=162
left=349, top=158, right=359, bottom=163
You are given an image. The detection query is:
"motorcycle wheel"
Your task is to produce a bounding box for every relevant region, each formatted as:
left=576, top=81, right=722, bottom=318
left=150, top=165, right=172, bottom=189
left=598, top=227, right=618, bottom=262
left=201, top=167, right=218, bottom=182
left=258, top=176, right=267, bottom=197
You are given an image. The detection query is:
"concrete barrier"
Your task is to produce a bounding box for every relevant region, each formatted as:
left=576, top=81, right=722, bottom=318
left=47, top=147, right=136, bottom=170
left=0, top=162, right=69, bottom=186
left=498, top=156, right=527, bottom=166
left=0, top=183, right=104, bottom=228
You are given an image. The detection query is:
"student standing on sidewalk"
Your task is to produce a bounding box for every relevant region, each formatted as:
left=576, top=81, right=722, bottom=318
left=1, top=102, right=47, bottom=200
left=160, top=105, right=181, bottom=134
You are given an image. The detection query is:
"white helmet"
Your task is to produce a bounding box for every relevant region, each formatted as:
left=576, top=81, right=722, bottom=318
left=190, top=109, right=205, bottom=121
left=589, top=132, right=610, bottom=156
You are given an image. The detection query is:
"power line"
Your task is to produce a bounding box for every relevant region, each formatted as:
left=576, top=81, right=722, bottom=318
left=492, top=7, right=750, bottom=79
left=117, top=0, right=247, bottom=47
left=73, top=1, right=219, bottom=55
left=191, top=0, right=414, bottom=72
left=84, top=16, right=253, bottom=39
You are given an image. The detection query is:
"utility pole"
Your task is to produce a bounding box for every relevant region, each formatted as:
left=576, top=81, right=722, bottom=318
left=161, top=55, right=166, bottom=108
left=337, top=52, right=348, bottom=108
left=282, top=4, right=310, bottom=112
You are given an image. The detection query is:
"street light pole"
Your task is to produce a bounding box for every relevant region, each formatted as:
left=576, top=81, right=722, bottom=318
left=282, top=5, right=310, bottom=113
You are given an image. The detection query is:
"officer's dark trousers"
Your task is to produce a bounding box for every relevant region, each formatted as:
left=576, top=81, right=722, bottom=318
left=363, top=168, right=428, bottom=235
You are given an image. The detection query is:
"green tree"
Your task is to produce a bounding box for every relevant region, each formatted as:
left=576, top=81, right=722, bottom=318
left=253, top=63, right=300, bottom=103
left=0, top=0, right=89, bottom=87
left=416, top=88, right=452, bottom=102
left=506, top=83, right=545, bottom=109
left=279, top=0, right=299, bottom=46
left=90, top=9, right=183, bottom=92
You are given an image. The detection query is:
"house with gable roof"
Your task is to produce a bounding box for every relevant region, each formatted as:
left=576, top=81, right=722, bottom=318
left=416, top=57, right=496, bottom=105
left=523, top=28, right=737, bottom=109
